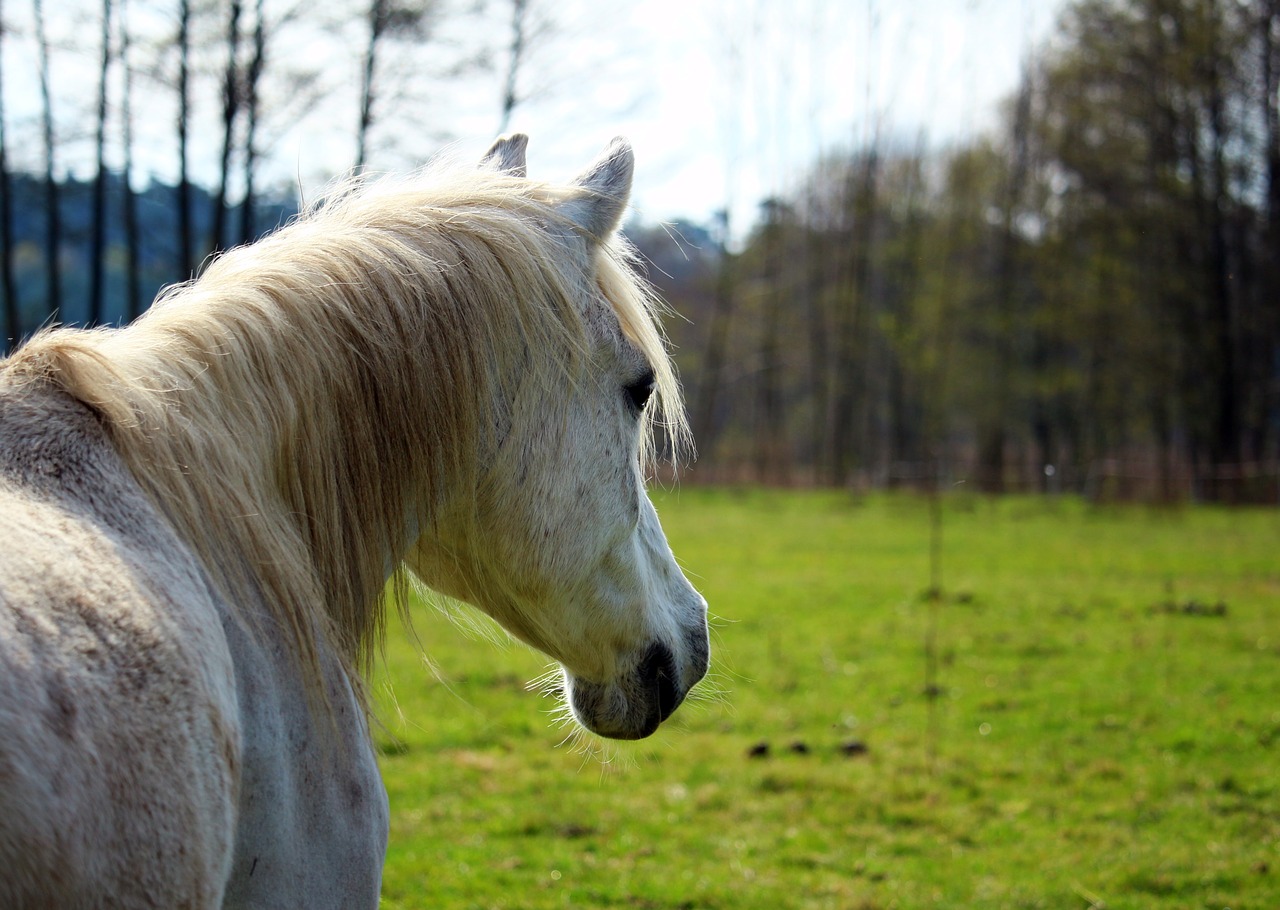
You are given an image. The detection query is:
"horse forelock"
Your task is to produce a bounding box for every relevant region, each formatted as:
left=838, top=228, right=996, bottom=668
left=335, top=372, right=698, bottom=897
left=1, top=161, right=685, bottom=715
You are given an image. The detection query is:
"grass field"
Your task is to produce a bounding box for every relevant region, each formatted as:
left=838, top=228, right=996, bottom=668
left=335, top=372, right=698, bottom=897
left=372, top=490, right=1280, bottom=909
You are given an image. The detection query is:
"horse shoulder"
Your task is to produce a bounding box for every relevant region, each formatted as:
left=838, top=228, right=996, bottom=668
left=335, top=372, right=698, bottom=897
left=0, top=382, right=388, bottom=909
left=0, top=384, right=241, bottom=908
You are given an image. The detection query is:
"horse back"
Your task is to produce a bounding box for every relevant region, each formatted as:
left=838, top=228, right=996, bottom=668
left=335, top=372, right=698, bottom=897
left=0, top=380, right=240, bottom=909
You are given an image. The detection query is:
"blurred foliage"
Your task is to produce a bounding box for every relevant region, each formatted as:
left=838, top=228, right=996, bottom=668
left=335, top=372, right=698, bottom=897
left=633, top=0, right=1280, bottom=501
left=5, top=0, right=1277, bottom=500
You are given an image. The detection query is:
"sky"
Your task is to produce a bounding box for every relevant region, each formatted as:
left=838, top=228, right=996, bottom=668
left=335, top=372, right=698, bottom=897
left=449, top=0, right=1068, bottom=233
left=3, top=0, right=1068, bottom=235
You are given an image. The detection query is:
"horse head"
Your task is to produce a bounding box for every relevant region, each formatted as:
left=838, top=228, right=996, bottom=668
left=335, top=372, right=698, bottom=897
left=409, top=136, right=709, bottom=740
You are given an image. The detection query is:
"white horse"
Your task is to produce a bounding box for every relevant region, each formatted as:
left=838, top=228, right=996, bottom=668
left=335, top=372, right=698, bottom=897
left=0, top=135, right=709, bottom=909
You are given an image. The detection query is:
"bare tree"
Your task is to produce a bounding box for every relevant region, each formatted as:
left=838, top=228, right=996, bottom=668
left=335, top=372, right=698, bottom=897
left=212, top=0, right=243, bottom=253
left=176, top=0, right=194, bottom=279
left=120, top=0, right=143, bottom=320
left=355, top=0, right=389, bottom=172
left=1265, top=0, right=1280, bottom=250
left=34, top=0, right=60, bottom=323
left=0, top=0, right=18, bottom=347
left=690, top=209, right=735, bottom=459
left=754, top=199, right=790, bottom=481
left=1258, top=0, right=1280, bottom=467
left=496, top=0, right=528, bottom=133
left=89, top=0, right=114, bottom=325
left=976, top=63, right=1034, bottom=493
left=828, top=146, right=879, bottom=485
left=238, top=0, right=265, bottom=244
left=355, top=0, right=436, bottom=171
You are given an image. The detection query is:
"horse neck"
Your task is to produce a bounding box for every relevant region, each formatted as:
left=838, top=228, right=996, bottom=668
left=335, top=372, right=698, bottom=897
left=120, top=271, right=455, bottom=672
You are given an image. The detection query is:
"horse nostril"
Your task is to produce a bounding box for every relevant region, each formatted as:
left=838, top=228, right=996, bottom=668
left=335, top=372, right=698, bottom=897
left=641, top=642, right=681, bottom=724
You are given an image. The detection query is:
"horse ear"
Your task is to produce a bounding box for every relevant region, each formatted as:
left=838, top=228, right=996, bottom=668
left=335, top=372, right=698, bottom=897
left=561, top=137, right=633, bottom=243
left=480, top=133, right=529, bottom=177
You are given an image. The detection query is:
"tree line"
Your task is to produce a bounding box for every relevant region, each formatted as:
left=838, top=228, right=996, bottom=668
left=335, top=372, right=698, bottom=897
left=2, top=0, right=1275, bottom=502
left=0, top=0, right=538, bottom=345
left=634, top=0, right=1280, bottom=503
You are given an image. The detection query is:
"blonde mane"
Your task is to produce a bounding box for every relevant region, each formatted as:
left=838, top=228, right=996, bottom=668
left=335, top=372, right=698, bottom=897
left=1, top=163, right=687, bottom=700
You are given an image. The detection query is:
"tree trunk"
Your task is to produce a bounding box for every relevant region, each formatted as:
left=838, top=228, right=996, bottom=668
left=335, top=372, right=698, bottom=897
left=239, top=0, right=265, bottom=245
left=885, top=161, right=927, bottom=480
left=1266, top=1, right=1280, bottom=247
left=34, top=0, right=61, bottom=324
left=754, top=204, right=787, bottom=482
left=89, top=0, right=113, bottom=326
left=498, top=0, right=528, bottom=133
left=977, top=67, right=1033, bottom=494
left=212, top=0, right=243, bottom=254
left=802, top=216, right=830, bottom=480
left=177, top=0, right=194, bottom=279
left=0, top=0, right=19, bottom=348
left=690, top=210, right=735, bottom=465
left=355, top=0, right=388, bottom=172
left=120, top=0, right=142, bottom=320
left=1200, top=6, right=1242, bottom=475
left=1259, top=0, right=1280, bottom=465
left=830, top=150, right=878, bottom=486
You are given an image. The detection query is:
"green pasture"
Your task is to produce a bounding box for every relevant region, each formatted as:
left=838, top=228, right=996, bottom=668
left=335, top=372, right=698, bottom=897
left=372, top=490, right=1280, bottom=909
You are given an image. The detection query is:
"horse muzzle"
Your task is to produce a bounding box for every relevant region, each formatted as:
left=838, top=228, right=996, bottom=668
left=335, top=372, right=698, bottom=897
left=565, top=625, right=709, bottom=740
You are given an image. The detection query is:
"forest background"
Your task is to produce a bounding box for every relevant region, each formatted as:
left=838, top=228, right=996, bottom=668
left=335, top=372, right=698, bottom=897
left=1, top=0, right=1277, bottom=502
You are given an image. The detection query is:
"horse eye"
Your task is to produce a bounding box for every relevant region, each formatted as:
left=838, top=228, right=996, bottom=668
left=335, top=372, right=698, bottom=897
left=624, top=370, right=656, bottom=413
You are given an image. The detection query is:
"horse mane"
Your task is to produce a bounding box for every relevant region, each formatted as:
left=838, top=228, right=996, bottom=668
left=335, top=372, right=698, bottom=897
left=1, top=162, right=687, bottom=706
